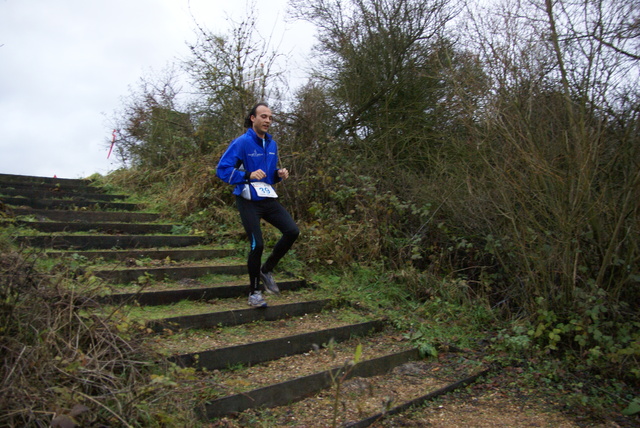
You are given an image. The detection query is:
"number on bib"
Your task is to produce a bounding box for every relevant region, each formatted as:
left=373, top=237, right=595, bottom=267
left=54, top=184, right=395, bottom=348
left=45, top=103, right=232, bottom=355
left=251, top=182, right=278, bottom=198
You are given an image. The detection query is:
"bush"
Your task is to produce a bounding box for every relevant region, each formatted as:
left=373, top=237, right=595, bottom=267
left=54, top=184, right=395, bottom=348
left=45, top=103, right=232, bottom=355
left=0, top=250, right=197, bottom=426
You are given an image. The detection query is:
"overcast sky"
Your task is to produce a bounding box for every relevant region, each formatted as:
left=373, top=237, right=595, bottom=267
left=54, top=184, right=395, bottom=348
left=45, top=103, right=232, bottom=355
left=0, top=0, right=314, bottom=179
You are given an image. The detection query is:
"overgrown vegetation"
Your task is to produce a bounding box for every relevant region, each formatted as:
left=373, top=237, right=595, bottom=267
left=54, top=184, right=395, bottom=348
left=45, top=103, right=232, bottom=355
left=0, top=245, right=204, bottom=426
left=2, top=0, right=638, bottom=424
left=102, top=0, right=638, bottom=407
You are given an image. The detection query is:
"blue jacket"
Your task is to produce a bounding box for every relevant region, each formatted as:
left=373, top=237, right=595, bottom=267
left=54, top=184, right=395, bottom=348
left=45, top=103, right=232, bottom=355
left=216, top=127, right=282, bottom=200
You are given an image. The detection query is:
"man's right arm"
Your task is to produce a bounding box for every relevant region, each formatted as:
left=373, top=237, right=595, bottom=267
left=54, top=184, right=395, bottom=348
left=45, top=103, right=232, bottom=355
left=216, top=140, right=250, bottom=184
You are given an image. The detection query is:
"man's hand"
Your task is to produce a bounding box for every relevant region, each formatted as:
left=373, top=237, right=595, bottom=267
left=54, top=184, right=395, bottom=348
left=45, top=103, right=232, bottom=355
left=250, top=169, right=266, bottom=180
left=278, top=168, right=290, bottom=180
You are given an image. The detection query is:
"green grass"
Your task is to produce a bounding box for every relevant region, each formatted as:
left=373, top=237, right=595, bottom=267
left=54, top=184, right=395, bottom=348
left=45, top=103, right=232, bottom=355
left=307, top=264, right=495, bottom=355
left=5, top=167, right=637, bottom=426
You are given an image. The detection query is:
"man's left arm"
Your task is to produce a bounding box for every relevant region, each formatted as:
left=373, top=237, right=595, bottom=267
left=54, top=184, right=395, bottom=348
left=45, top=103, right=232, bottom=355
left=277, top=168, right=289, bottom=180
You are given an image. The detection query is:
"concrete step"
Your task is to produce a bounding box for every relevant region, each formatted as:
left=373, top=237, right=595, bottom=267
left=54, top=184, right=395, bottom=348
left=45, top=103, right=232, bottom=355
left=46, top=248, right=234, bottom=262
left=0, top=187, right=125, bottom=202
left=173, top=319, right=385, bottom=371
left=98, top=279, right=307, bottom=305
left=94, top=263, right=245, bottom=283
left=1, top=196, right=140, bottom=211
left=11, top=208, right=160, bottom=223
left=15, top=234, right=206, bottom=250
left=147, top=299, right=332, bottom=332
left=5, top=220, right=175, bottom=234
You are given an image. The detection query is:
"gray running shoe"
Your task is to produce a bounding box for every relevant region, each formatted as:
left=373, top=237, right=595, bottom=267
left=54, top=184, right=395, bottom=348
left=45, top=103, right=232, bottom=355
left=248, top=291, right=267, bottom=308
left=260, top=270, right=280, bottom=295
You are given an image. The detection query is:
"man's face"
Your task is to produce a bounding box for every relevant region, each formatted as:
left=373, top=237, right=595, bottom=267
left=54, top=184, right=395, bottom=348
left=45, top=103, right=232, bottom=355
left=252, top=105, right=272, bottom=137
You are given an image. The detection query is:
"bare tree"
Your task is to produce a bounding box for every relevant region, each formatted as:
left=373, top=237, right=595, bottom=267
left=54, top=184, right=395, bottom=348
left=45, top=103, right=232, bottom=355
left=289, top=0, right=488, bottom=181
left=109, top=66, right=195, bottom=168
left=452, top=0, right=640, bottom=337
left=184, top=4, right=284, bottom=150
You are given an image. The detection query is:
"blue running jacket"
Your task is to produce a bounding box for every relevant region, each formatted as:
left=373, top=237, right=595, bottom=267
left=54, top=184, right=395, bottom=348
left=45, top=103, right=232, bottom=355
left=216, top=127, right=282, bottom=200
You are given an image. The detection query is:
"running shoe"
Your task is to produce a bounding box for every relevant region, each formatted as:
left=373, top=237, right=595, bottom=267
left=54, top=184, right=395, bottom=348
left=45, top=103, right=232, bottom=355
left=260, top=270, right=280, bottom=295
left=248, top=291, right=267, bottom=308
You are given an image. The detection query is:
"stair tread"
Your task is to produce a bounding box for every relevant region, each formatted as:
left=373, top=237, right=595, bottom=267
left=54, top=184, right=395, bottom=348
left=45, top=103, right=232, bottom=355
left=2, top=196, right=138, bottom=205
left=92, top=259, right=244, bottom=272
left=5, top=220, right=175, bottom=234
left=45, top=248, right=235, bottom=261
left=200, top=331, right=416, bottom=395
left=233, top=355, right=485, bottom=427
left=143, top=302, right=369, bottom=348
left=11, top=208, right=161, bottom=222
left=100, top=275, right=249, bottom=294
left=11, top=220, right=174, bottom=226
left=120, top=287, right=324, bottom=321
left=15, top=234, right=206, bottom=250
left=103, top=276, right=295, bottom=295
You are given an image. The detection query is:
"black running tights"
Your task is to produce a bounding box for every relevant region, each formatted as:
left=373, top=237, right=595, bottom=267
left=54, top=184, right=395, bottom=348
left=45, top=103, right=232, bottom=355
left=236, top=196, right=299, bottom=293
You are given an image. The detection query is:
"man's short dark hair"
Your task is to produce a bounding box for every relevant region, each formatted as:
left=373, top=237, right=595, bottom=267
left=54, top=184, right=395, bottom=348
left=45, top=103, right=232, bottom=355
left=244, top=102, right=269, bottom=128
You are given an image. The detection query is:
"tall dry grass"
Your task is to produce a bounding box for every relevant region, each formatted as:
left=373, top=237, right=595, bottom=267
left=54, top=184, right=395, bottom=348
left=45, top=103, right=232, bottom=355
left=0, top=249, right=198, bottom=427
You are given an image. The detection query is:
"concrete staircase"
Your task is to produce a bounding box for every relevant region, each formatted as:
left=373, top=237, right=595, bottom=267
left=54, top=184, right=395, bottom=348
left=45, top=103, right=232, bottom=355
left=0, top=172, right=487, bottom=426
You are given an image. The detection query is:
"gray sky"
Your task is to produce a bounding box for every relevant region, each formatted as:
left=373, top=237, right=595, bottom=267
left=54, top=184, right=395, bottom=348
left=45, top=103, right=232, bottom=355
left=0, top=0, right=313, bottom=179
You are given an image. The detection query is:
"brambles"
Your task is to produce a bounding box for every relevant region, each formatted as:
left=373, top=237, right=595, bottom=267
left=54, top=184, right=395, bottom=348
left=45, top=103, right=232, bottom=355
left=0, top=250, right=195, bottom=426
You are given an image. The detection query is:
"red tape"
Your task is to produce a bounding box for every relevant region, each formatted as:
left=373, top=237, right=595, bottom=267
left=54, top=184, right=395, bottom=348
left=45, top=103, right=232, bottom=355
left=107, top=129, right=116, bottom=159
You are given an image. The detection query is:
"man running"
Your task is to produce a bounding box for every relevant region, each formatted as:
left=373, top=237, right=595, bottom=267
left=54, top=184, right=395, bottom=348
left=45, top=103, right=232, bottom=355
left=216, top=103, right=299, bottom=308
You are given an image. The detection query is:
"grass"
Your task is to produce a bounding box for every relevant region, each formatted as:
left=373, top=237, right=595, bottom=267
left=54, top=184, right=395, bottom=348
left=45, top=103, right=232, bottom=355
left=3, top=170, right=638, bottom=426
left=0, top=249, right=201, bottom=426
left=110, top=299, right=222, bottom=321
left=3, top=234, right=637, bottom=426
left=87, top=255, right=244, bottom=271
left=103, top=273, right=247, bottom=292
left=307, top=264, right=639, bottom=423
left=12, top=216, right=178, bottom=225
left=310, top=266, right=493, bottom=353
left=106, top=287, right=342, bottom=323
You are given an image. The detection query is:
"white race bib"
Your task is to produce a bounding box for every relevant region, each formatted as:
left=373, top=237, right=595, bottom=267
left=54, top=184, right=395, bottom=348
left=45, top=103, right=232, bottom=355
left=251, top=182, right=278, bottom=198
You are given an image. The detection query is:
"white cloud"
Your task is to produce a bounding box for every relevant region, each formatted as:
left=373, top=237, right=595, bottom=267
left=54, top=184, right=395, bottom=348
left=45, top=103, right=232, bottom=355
left=0, top=0, right=315, bottom=178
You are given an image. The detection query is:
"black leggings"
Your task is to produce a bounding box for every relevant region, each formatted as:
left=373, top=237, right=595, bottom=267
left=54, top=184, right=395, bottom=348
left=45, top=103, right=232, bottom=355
left=236, top=196, right=299, bottom=293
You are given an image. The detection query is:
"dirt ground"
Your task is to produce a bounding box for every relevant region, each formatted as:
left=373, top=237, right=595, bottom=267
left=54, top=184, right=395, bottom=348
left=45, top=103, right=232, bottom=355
left=375, top=389, right=631, bottom=428
left=208, top=354, right=638, bottom=428
left=372, top=366, right=638, bottom=428
left=212, top=391, right=634, bottom=428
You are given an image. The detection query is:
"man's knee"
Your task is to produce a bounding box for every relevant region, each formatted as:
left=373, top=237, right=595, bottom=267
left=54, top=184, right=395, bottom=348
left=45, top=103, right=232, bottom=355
left=286, top=227, right=300, bottom=242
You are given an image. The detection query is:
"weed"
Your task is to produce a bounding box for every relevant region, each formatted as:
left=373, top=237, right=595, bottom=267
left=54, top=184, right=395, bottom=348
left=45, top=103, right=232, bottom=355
left=327, top=342, right=363, bottom=428
left=0, top=249, right=199, bottom=426
left=171, top=224, right=192, bottom=235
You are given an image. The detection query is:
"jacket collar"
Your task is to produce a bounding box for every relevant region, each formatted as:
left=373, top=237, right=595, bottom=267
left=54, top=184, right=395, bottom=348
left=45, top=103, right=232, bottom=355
left=246, top=127, right=272, bottom=144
